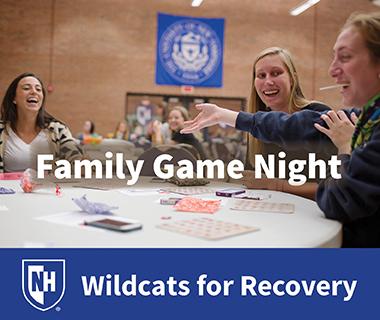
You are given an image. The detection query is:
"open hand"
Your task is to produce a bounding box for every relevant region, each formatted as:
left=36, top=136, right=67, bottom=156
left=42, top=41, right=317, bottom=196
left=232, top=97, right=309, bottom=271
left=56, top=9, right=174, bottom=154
left=314, top=110, right=357, bottom=154
left=181, top=103, right=238, bottom=134
left=180, top=104, right=222, bottom=134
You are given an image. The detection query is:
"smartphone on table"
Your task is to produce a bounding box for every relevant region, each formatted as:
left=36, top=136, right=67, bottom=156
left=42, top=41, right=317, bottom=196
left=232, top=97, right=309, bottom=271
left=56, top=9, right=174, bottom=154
left=84, top=217, right=142, bottom=232
left=215, top=188, right=246, bottom=197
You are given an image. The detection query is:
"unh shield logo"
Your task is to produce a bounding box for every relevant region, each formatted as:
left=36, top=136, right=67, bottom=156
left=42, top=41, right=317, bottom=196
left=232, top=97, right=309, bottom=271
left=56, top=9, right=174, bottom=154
left=181, top=32, right=201, bottom=62
left=159, top=19, right=222, bottom=84
left=22, top=259, right=65, bottom=311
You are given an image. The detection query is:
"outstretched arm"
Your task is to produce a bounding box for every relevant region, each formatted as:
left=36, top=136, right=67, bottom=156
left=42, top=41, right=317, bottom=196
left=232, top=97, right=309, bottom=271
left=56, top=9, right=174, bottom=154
left=181, top=103, right=328, bottom=148
left=182, top=103, right=356, bottom=153
left=235, top=110, right=334, bottom=151
left=181, top=103, right=238, bottom=133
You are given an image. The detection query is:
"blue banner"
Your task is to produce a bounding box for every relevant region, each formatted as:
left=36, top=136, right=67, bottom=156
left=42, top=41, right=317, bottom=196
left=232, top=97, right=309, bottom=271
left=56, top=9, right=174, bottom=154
left=155, top=13, right=224, bottom=87
left=0, top=249, right=379, bottom=319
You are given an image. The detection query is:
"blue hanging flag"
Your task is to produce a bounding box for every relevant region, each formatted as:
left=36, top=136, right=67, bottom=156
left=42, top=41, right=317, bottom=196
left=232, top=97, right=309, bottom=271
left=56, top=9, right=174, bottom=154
left=156, top=13, right=224, bottom=87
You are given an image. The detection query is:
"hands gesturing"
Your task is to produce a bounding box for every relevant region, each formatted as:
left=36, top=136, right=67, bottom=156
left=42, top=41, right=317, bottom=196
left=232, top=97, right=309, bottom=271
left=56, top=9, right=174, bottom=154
left=314, top=110, right=358, bottom=154
left=180, top=103, right=238, bottom=134
left=180, top=104, right=222, bottom=134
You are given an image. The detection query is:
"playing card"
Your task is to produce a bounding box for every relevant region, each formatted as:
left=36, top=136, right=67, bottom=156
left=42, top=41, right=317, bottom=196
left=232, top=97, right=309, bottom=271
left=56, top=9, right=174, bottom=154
left=231, top=199, right=295, bottom=214
left=157, top=217, right=259, bottom=240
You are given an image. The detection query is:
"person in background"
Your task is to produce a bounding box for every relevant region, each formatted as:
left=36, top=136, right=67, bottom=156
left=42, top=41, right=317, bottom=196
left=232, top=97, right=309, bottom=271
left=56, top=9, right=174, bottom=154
left=154, top=106, right=206, bottom=159
left=181, top=12, right=380, bottom=247
left=156, top=100, right=169, bottom=123
left=111, top=120, right=129, bottom=140
left=128, top=120, right=152, bottom=150
left=154, top=100, right=171, bottom=144
left=0, top=72, right=83, bottom=172
left=242, top=47, right=336, bottom=199
left=77, top=120, right=101, bottom=144
left=77, top=120, right=95, bottom=138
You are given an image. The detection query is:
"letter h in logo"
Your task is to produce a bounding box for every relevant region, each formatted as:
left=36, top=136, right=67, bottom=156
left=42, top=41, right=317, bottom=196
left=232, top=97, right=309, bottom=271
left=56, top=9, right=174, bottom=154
left=22, top=259, right=65, bottom=311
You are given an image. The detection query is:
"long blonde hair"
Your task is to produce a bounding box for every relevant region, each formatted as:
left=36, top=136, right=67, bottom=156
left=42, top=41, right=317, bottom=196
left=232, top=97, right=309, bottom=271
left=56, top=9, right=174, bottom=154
left=247, top=47, right=311, bottom=168
left=169, top=105, right=190, bottom=122
left=113, top=120, right=129, bottom=140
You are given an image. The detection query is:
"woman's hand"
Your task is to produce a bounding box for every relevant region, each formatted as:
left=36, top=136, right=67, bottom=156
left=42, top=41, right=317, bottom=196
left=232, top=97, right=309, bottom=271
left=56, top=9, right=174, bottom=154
left=180, top=103, right=238, bottom=134
left=314, top=110, right=358, bottom=154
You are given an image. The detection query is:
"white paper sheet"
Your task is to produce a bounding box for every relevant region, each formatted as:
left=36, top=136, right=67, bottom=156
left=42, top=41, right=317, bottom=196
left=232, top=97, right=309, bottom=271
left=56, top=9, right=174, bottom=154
left=35, top=211, right=111, bottom=228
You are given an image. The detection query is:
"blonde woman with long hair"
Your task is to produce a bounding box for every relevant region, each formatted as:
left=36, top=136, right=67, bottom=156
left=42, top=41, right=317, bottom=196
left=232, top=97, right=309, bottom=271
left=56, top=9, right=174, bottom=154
left=245, top=47, right=335, bottom=199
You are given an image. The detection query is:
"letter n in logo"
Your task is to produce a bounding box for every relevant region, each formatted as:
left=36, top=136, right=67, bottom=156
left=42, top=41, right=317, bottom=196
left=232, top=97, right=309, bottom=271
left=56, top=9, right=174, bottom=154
left=22, top=259, right=65, bottom=311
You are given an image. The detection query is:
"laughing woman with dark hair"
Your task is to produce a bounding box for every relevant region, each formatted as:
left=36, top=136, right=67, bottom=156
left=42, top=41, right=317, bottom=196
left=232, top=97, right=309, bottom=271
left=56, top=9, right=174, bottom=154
left=0, top=72, right=83, bottom=172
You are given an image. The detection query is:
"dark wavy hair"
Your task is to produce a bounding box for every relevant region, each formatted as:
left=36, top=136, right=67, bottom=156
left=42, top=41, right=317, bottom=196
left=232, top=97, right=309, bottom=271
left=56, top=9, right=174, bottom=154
left=1, top=72, right=55, bottom=131
left=87, top=120, right=95, bottom=134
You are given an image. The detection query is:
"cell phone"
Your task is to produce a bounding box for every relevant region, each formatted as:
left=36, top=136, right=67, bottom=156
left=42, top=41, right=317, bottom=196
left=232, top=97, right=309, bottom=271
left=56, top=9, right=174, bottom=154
left=84, top=218, right=142, bottom=232
left=215, top=188, right=246, bottom=197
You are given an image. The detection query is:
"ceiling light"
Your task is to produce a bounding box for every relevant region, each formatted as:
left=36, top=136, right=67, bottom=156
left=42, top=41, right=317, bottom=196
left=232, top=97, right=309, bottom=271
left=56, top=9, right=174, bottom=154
left=192, top=0, right=204, bottom=7
left=290, top=0, right=320, bottom=16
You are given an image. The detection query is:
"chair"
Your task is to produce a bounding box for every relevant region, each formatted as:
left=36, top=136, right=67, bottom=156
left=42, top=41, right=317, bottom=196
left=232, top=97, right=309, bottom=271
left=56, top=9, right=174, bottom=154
left=137, top=144, right=198, bottom=176
left=175, top=143, right=201, bottom=160
left=83, top=139, right=137, bottom=163
left=210, top=139, right=234, bottom=163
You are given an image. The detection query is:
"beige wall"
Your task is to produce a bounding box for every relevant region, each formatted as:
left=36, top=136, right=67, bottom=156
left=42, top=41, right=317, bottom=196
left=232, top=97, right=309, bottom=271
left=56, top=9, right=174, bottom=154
left=0, top=0, right=378, bottom=135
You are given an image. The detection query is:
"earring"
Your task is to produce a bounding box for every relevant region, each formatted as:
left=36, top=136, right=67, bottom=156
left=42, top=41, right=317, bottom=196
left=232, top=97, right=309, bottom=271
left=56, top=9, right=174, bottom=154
left=12, top=101, right=16, bottom=104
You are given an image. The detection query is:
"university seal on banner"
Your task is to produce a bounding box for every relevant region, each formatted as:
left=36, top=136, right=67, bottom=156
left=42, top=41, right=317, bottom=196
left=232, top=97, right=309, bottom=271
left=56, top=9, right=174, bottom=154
left=158, top=19, right=222, bottom=84
left=22, top=259, right=65, bottom=311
